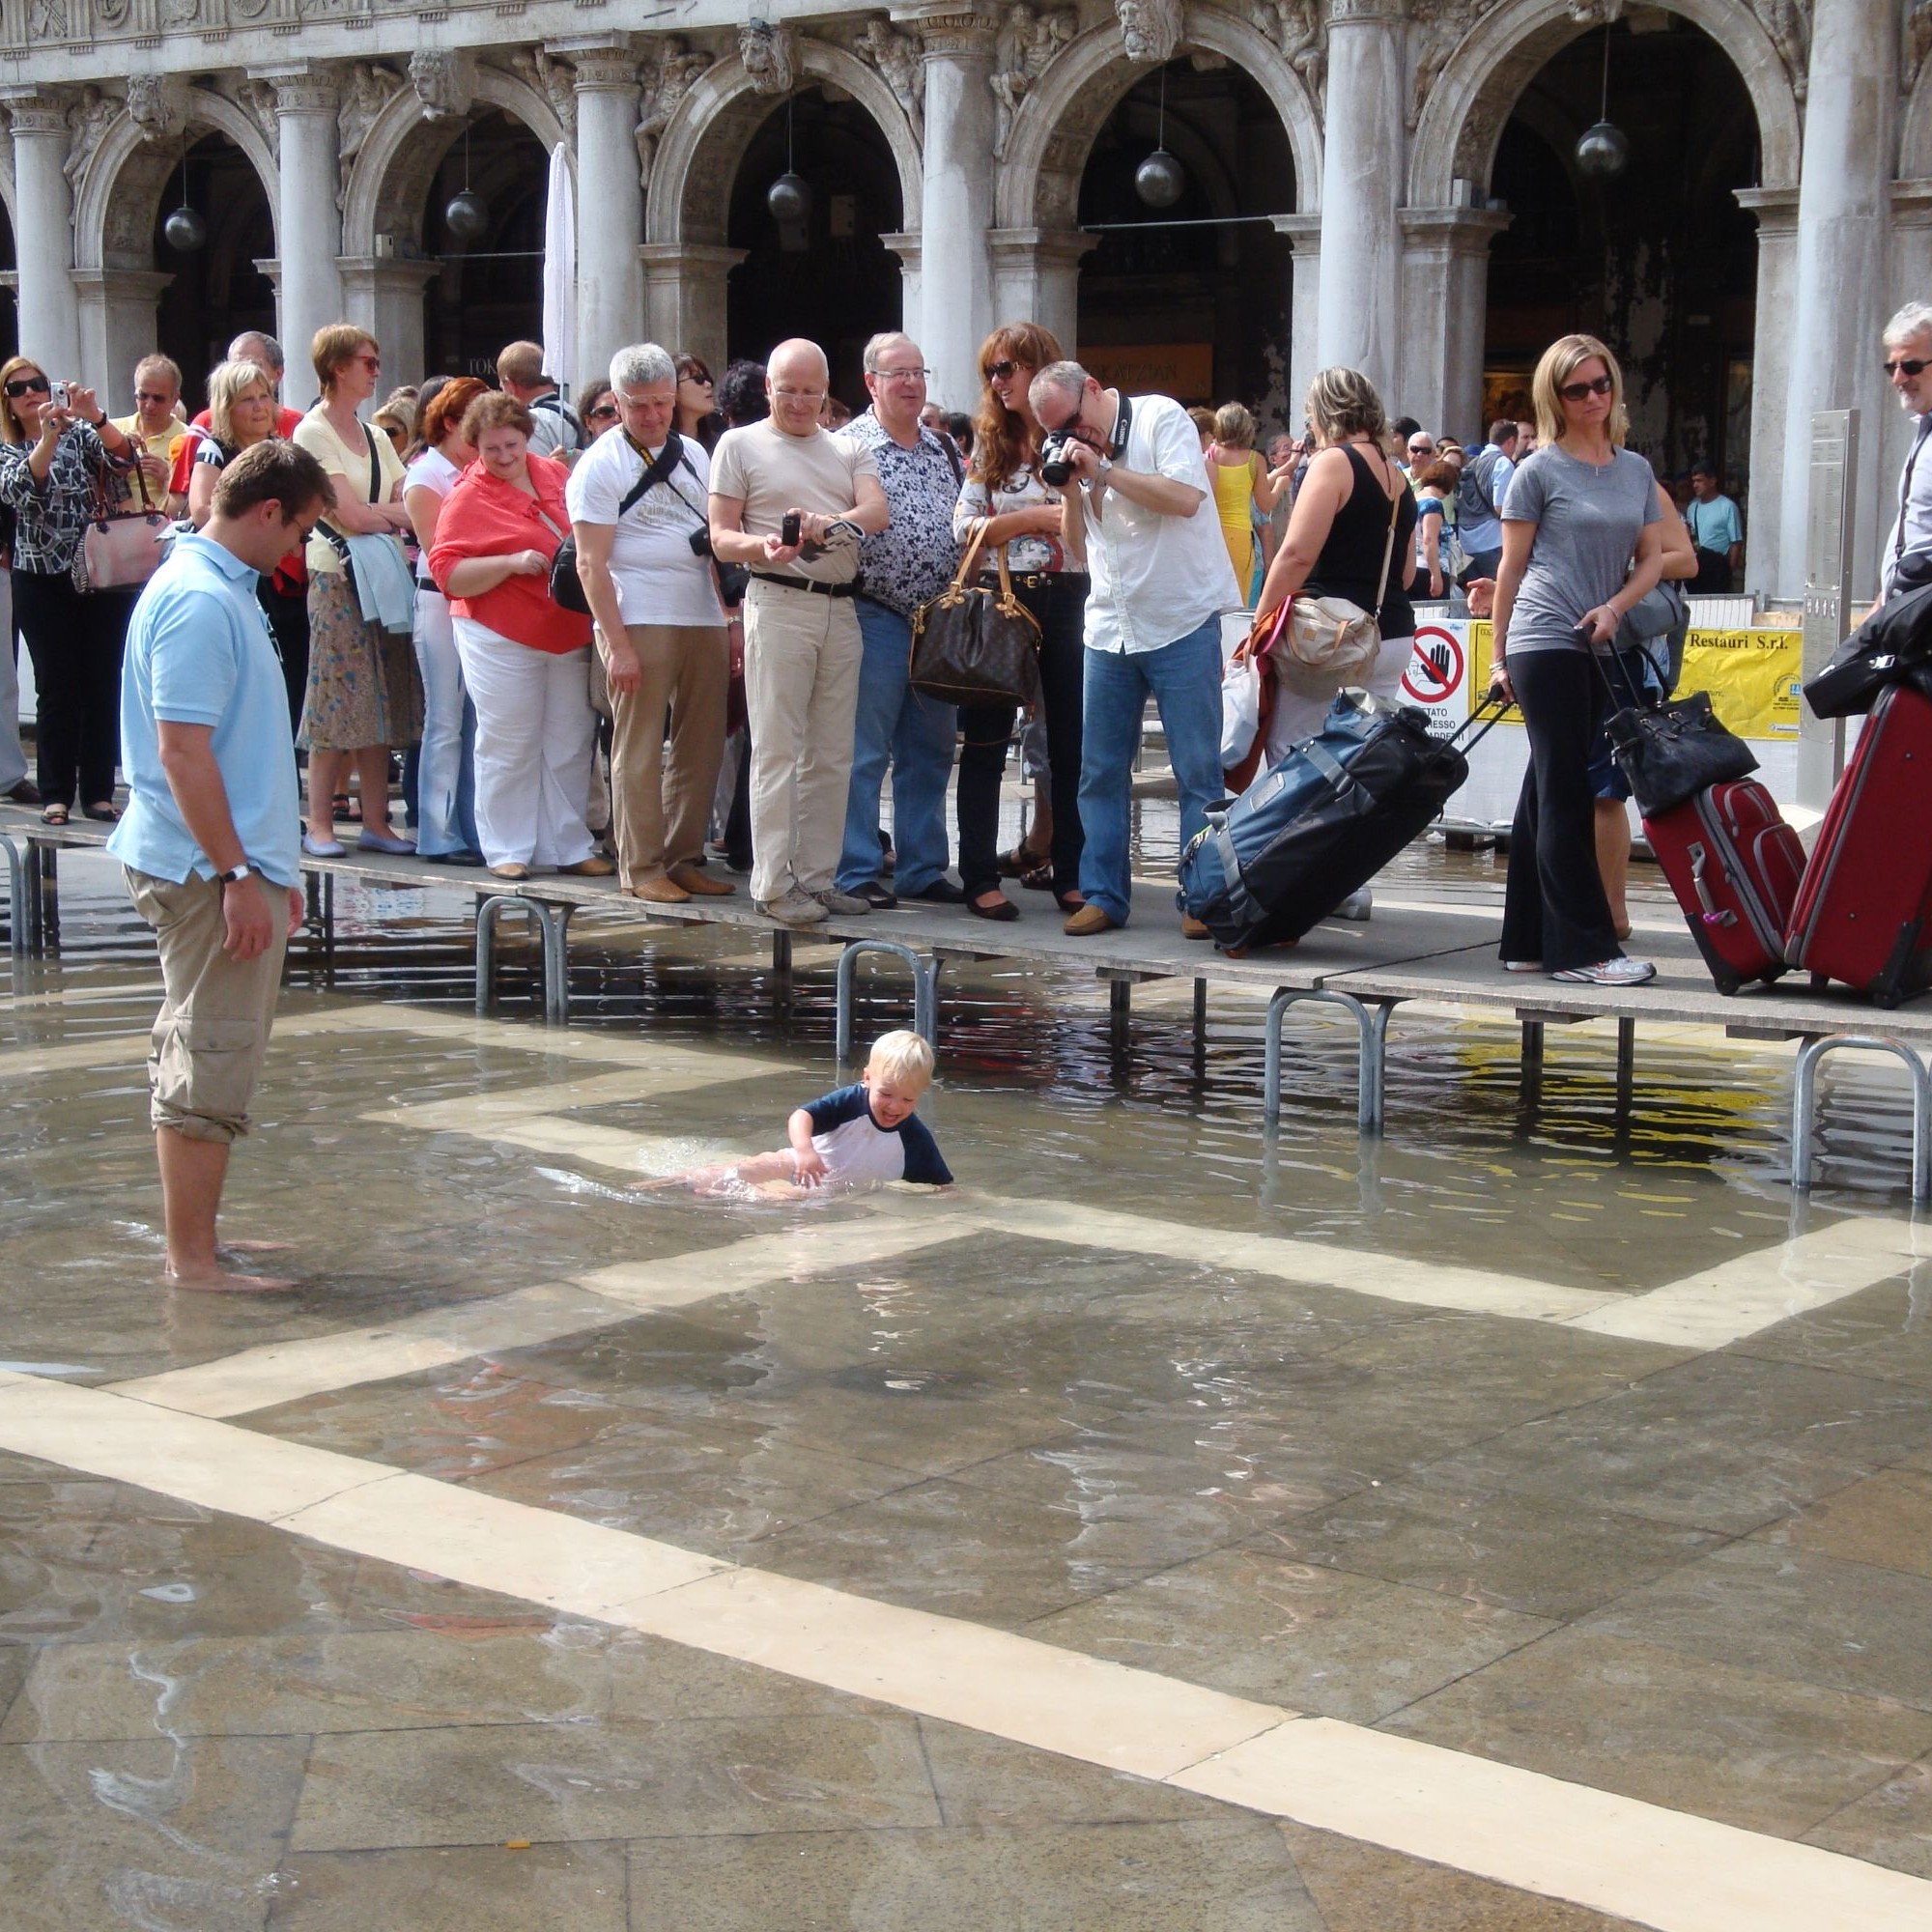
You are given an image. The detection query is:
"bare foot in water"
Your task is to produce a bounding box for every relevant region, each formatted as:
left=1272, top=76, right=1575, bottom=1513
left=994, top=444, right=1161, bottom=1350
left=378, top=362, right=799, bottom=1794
left=163, top=1261, right=298, bottom=1293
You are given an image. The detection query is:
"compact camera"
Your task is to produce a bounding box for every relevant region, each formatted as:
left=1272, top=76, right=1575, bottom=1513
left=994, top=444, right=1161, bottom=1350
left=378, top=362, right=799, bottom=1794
left=1038, top=431, right=1076, bottom=489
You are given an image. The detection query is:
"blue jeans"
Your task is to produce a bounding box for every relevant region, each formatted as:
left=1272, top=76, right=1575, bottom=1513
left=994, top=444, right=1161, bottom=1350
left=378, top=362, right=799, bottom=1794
left=1078, top=618, right=1224, bottom=925
left=837, top=598, right=955, bottom=895
left=412, top=586, right=479, bottom=857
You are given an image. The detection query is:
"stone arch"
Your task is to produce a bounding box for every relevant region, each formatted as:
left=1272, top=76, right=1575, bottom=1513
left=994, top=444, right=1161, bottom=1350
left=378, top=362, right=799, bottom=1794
left=1408, top=0, right=1803, bottom=208
left=997, top=10, right=1322, bottom=231
left=342, top=64, right=568, bottom=258
left=645, top=40, right=923, bottom=245
left=72, top=89, right=279, bottom=273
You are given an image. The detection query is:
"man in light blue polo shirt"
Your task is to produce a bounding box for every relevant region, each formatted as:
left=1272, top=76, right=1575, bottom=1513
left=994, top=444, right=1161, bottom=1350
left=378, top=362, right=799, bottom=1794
left=109, top=440, right=333, bottom=1293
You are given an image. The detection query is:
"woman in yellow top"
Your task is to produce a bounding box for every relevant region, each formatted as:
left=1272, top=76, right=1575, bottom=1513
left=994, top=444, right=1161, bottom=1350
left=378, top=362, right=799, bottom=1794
left=1206, top=403, right=1281, bottom=608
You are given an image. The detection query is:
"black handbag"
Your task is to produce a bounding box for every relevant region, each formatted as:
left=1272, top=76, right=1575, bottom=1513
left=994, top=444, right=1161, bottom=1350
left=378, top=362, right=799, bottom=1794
left=908, top=522, right=1042, bottom=708
left=1804, top=582, right=1932, bottom=721
left=1596, top=643, right=1757, bottom=815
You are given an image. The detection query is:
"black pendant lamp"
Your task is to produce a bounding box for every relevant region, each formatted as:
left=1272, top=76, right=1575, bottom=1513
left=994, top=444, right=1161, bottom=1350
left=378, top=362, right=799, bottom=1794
left=444, top=125, right=490, bottom=242
left=163, top=138, right=207, bottom=253
left=767, top=93, right=811, bottom=226
left=1575, top=26, right=1630, bottom=179
left=1135, top=66, right=1184, bottom=209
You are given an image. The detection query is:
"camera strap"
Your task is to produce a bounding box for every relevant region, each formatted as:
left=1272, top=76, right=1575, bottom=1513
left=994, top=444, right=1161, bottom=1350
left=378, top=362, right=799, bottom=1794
left=621, top=428, right=705, bottom=530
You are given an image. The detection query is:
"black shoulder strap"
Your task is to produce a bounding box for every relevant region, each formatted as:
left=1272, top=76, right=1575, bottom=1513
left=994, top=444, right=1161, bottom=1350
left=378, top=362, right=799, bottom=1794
left=936, top=427, right=962, bottom=489
left=360, top=423, right=383, bottom=501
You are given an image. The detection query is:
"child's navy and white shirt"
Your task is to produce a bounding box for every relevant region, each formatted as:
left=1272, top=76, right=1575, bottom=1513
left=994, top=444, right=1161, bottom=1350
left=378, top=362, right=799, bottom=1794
left=799, top=1085, right=952, bottom=1186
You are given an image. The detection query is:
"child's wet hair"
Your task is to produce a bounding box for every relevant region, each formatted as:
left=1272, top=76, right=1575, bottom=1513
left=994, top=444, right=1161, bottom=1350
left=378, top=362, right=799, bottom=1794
left=867, top=1030, right=934, bottom=1089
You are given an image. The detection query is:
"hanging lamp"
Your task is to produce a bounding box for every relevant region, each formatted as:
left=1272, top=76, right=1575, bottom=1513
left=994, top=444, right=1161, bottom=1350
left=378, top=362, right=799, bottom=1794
left=767, top=92, right=812, bottom=225
left=1135, top=66, right=1184, bottom=209
left=1575, top=26, right=1630, bottom=179
left=163, top=137, right=207, bottom=253
left=444, top=124, right=491, bottom=241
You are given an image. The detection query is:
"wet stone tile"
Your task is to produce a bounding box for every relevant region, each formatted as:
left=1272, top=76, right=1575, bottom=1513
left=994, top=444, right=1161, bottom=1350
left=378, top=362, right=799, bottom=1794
left=292, top=1713, right=942, bottom=1851
left=1578, top=1540, right=1932, bottom=1711
left=1804, top=1750, right=1932, bottom=1880
left=1380, top=1625, right=1932, bottom=1837
left=1026, top=1537, right=1553, bottom=1725
left=1760, top=1467, right=1932, bottom=1580
left=605, top=1630, right=895, bottom=1723
left=0, top=1731, right=308, bottom=1932
left=268, top=1843, right=630, bottom=1930
left=624, top=1816, right=1322, bottom=1932
left=1270, top=1475, right=1728, bottom=1621
left=1734, top=1275, right=1932, bottom=1393
left=1277, top=1821, right=1652, bottom=1931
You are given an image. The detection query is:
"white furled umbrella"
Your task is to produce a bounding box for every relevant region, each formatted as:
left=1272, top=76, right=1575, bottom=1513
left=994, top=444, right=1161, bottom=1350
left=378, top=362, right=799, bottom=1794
left=540, top=141, right=576, bottom=394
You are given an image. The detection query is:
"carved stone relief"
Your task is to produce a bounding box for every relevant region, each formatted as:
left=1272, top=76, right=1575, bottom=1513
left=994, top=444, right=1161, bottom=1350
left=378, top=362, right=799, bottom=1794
left=1406, top=0, right=1497, bottom=130
left=1252, top=0, right=1325, bottom=99
left=410, top=47, right=476, bottom=119
left=990, top=2, right=1075, bottom=158
left=127, top=72, right=189, bottom=142
left=62, top=82, right=119, bottom=192
left=27, top=0, right=69, bottom=39
left=159, top=0, right=198, bottom=24
left=337, top=59, right=400, bottom=163
left=504, top=46, right=577, bottom=138
left=1116, top=0, right=1182, bottom=64
left=1748, top=0, right=1807, bottom=101
left=1909, top=0, right=1932, bottom=92
left=739, top=19, right=798, bottom=96
left=214, top=71, right=280, bottom=151
left=634, top=36, right=712, bottom=189
left=855, top=15, right=923, bottom=142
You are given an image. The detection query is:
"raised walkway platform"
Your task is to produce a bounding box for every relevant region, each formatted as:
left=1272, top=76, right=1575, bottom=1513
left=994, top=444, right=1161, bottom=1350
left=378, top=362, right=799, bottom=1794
left=6, top=803, right=1930, bottom=1198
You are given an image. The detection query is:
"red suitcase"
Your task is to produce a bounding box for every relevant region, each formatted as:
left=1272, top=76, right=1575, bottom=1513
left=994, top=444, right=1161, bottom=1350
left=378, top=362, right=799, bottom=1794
left=1644, top=779, right=1805, bottom=994
left=1786, top=681, right=1932, bottom=1007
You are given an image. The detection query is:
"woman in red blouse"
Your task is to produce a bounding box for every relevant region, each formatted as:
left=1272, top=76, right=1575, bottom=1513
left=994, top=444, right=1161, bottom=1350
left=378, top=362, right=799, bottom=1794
left=429, top=393, right=609, bottom=880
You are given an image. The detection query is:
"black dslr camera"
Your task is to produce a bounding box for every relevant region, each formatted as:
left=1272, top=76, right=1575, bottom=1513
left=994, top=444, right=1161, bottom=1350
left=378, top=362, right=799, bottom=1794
left=1038, top=430, right=1076, bottom=489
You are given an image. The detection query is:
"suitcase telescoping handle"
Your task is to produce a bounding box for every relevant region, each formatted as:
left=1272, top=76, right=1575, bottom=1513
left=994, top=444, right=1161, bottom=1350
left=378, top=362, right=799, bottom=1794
left=1439, top=687, right=1512, bottom=763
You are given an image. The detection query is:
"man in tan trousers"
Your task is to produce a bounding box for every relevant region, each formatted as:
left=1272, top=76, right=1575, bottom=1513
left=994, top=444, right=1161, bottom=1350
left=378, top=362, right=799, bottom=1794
left=709, top=338, right=891, bottom=925
left=568, top=341, right=730, bottom=904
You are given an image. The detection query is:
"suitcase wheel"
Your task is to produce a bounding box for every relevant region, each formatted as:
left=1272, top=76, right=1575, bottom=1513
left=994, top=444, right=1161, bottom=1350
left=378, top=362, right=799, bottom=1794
left=1874, top=986, right=1902, bottom=1010
left=1808, top=972, right=1828, bottom=993
left=1713, top=975, right=1740, bottom=997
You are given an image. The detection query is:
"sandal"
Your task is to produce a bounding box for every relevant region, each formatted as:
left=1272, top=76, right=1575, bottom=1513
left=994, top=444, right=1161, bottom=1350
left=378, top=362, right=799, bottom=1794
left=999, top=843, right=1053, bottom=890
left=81, top=801, right=120, bottom=822
left=41, top=803, right=68, bottom=826
left=333, top=791, right=360, bottom=825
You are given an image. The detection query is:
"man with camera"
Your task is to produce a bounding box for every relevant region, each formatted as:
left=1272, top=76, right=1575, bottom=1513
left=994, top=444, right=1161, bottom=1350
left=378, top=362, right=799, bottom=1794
left=568, top=342, right=731, bottom=905
left=833, top=331, right=967, bottom=911
left=1029, top=360, right=1239, bottom=936
left=709, top=338, right=891, bottom=926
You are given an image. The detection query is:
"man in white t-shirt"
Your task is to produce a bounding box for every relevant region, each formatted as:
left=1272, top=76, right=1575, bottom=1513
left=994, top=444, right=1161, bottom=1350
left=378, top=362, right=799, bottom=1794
left=709, top=338, right=891, bottom=925
left=567, top=342, right=729, bottom=905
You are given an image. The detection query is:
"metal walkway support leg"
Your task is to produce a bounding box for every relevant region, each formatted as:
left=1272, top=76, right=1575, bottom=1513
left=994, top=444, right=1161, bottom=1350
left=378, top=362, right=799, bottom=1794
left=28, top=840, right=56, bottom=952
left=836, top=938, right=941, bottom=1061
left=1792, top=1034, right=1932, bottom=1202
left=533, top=901, right=574, bottom=1024
left=476, top=893, right=568, bottom=1019
left=0, top=834, right=24, bottom=956
left=1264, top=988, right=1400, bottom=1135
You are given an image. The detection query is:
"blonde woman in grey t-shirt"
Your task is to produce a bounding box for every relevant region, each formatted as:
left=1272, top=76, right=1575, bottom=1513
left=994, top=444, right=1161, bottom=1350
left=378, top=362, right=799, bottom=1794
left=1490, top=335, right=1666, bottom=987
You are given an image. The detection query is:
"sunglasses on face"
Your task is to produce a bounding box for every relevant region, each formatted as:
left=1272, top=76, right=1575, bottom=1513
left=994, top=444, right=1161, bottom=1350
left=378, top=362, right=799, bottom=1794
left=985, top=360, right=1025, bottom=383
left=1557, top=375, right=1615, bottom=402
left=1885, top=358, right=1930, bottom=379
left=587, top=404, right=619, bottom=422
left=680, top=371, right=713, bottom=385
left=5, top=376, right=49, bottom=398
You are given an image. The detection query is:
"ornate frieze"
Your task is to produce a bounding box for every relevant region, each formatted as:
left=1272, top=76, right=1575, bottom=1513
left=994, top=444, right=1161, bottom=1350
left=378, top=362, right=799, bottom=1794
left=633, top=35, right=711, bottom=189
left=990, top=2, right=1074, bottom=158
left=855, top=15, right=923, bottom=141
left=739, top=19, right=797, bottom=95
left=1116, top=0, right=1182, bottom=64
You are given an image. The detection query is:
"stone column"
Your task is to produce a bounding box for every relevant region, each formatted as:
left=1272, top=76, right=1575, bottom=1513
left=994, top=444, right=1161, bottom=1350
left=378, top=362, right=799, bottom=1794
left=560, top=39, right=644, bottom=384
left=3, top=92, right=82, bottom=380
left=638, top=242, right=745, bottom=378
left=909, top=8, right=999, bottom=411
left=1399, top=206, right=1510, bottom=444
left=73, top=270, right=176, bottom=404
left=881, top=232, right=923, bottom=344
left=1734, top=187, right=1799, bottom=599
left=1271, top=215, right=1321, bottom=430
left=987, top=228, right=1096, bottom=358
left=1776, top=0, right=1897, bottom=602
left=254, top=65, right=345, bottom=391
left=337, top=258, right=441, bottom=389
left=1314, top=0, right=1406, bottom=403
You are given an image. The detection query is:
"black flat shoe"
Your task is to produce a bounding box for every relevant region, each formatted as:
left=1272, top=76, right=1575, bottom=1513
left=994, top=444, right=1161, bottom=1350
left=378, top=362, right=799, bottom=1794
left=81, top=801, right=120, bottom=822
left=426, top=850, right=485, bottom=867
left=968, top=892, right=1019, bottom=923
left=853, top=880, right=898, bottom=910
left=908, top=879, right=965, bottom=904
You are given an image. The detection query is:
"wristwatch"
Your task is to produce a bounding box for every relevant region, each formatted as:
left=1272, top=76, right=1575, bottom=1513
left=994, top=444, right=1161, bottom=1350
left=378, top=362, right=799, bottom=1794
left=218, top=864, right=254, bottom=887
left=1096, top=457, right=1114, bottom=479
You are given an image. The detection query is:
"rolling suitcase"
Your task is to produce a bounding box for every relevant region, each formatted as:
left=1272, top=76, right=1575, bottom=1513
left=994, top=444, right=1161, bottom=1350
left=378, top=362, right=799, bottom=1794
left=1785, top=680, right=1932, bottom=1007
left=1643, top=780, right=1804, bottom=995
left=1178, top=692, right=1499, bottom=953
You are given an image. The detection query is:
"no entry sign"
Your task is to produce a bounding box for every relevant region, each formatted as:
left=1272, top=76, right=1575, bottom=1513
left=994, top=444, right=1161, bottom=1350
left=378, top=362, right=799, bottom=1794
left=1404, top=624, right=1467, bottom=738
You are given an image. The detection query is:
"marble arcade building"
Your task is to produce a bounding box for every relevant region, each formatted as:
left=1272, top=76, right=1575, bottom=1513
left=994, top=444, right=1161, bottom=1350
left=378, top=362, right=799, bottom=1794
left=0, top=0, right=1921, bottom=597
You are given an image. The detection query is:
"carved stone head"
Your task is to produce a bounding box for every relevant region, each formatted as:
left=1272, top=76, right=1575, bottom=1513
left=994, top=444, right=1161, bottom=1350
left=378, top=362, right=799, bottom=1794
left=1117, top=0, right=1183, bottom=64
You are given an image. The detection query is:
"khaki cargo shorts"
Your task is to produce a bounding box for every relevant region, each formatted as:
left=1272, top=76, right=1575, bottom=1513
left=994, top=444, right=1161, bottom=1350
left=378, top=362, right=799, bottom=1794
left=125, top=867, right=289, bottom=1144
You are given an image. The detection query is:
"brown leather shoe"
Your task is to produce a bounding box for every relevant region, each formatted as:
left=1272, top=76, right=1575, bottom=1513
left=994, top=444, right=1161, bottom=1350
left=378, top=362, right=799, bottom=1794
left=560, top=855, right=616, bottom=876
left=624, top=874, right=691, bottom=903
left=1063, top=902, right=1118, bottom=936
left=1180, top=915, right=1210, bottom=941
left=668, top=863, right=734, bottom=896
left=488, top=862, right=530, bottom=880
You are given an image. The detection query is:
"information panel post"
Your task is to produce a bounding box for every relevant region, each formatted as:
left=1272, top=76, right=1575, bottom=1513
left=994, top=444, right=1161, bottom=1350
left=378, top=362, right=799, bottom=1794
left=1799, top=409, right=1859, bottom=810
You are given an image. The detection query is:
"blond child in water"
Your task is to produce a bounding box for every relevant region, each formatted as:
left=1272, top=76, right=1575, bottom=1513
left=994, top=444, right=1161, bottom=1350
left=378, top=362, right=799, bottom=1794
left=638, top=1031, right=952, bottom=1198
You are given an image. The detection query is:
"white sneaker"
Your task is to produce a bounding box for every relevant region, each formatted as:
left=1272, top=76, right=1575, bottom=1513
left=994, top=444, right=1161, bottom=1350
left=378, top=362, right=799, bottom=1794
left=756, top=890, right=828, bottom=925
left=1334, top=886, right=1373, bottom=921
left=1501, top=959, right=1543, bottom=973
left=1551, top=956, right=1656, bottom=986
left=812, top=888, right=872, bottom=916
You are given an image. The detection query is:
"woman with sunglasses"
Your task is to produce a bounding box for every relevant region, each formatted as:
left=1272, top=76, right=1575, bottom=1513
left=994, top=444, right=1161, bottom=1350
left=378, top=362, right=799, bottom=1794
left=952, top=322, right=1089, bottom=916
left=579, top=381, right=619, bottom=440
left=0, top=355, right=139, bottom=824
left=673, top=355, right=720, bottom=451
left=1491, top=333, right=1666, bottom=987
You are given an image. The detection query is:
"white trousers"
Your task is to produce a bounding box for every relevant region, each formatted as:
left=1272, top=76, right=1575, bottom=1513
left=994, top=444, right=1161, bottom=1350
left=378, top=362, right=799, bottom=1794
left=1263, top=632, right=1415, bottom=766
left=452, top=617, right=595, bottom=869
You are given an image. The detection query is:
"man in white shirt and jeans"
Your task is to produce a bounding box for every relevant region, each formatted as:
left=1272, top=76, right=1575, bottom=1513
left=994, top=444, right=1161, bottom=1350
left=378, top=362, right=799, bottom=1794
left=1029, top=360, right=1240, bottom=937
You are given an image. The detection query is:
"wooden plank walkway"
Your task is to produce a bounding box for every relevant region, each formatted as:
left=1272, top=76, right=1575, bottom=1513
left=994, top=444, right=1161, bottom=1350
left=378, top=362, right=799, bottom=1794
left=6, top=803, right=1929, bottom=1196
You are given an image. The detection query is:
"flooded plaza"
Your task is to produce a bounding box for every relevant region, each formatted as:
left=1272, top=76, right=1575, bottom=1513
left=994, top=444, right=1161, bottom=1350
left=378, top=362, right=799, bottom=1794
left=6, top=838, right=1932, bottom=1930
